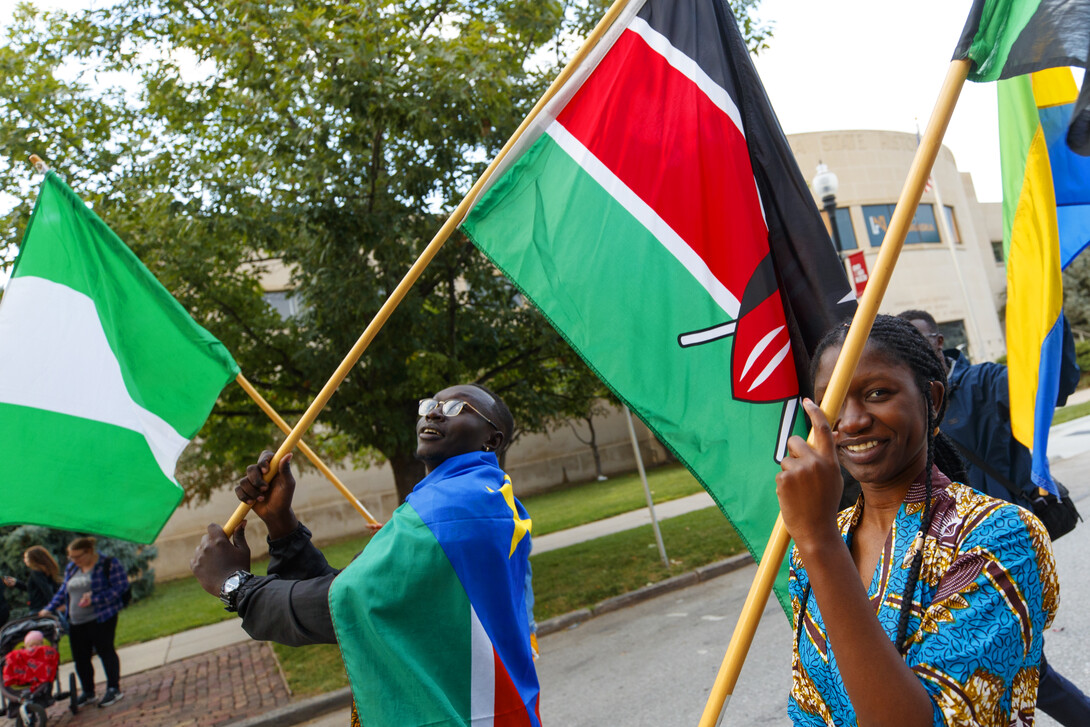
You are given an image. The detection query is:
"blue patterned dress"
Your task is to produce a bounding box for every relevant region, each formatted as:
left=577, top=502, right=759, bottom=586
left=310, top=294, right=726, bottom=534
left=788, top=467, right=1058, bottom=726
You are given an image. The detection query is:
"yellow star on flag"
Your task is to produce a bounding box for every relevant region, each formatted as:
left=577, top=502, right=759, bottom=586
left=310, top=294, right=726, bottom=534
left=491, top=474, right=531, bottom=557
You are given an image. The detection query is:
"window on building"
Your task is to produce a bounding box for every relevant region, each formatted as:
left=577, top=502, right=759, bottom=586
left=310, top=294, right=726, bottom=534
left=831, top=207, right=856, bottom=252
left=942, top=206, right=961, bottom=244
left=939, top=319, right=969, bottom=360
left=862, top=203, right=942, bottom=246
left=991, top=240, right=1005, bottom=263
left=264, top=290, right=304, bottom=320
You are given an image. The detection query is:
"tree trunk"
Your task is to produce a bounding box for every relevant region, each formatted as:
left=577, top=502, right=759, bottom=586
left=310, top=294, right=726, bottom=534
left=388, top=451, right=427, bottom=504
left=586, top=415, right=606, bottom=480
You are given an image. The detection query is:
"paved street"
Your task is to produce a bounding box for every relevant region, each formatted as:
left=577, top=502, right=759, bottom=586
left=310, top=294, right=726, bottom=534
left=536, top=445, right=1090, bottom=726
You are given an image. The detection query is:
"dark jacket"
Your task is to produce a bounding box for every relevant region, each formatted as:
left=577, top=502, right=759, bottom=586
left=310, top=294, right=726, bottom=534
left=236, top=524, right=339, bottom=646
left=941, top=326, right=1079, bottom=507
left=10, top=571, right=58, bottom=612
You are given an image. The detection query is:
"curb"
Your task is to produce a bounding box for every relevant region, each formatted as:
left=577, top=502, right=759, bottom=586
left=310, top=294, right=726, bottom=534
left=225, top=552, right=755, bottom=726
left=226, top=687, right=353, bottom=727
left=537, top=551, right=754, bottom=636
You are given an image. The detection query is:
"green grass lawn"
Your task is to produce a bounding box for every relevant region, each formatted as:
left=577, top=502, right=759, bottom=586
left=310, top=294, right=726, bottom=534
left=94, top=463, right=693, bottom=649
left=1054, top=399, right=1090, bottom=425
left=519, top=462, right=703, bottom=535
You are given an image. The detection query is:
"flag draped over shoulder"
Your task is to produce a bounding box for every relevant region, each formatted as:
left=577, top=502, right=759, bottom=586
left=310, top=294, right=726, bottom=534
left=998, top=68, right=1090, bottom=492
left=954, top=0, right=1090, bottom=154
left=329, top=451, right=539, bottom=727
left=0, top=172, right=240, bottom=543
left=461, top=0, right=854, bottom=611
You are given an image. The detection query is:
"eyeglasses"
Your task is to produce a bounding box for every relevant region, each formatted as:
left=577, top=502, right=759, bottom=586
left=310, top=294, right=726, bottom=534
left=418, top=398, right=499, bottom=430
left=923, top=332, right=941, bottom=340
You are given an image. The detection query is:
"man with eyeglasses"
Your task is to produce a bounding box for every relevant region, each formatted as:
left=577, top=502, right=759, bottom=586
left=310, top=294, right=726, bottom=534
left=900, top=309, right=1089, bottom=726
left=190, top=382, right=542, bottom=726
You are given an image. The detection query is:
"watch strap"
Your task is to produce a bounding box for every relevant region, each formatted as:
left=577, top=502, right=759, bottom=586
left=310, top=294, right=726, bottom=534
left=220, top=570, right=253, bottom=612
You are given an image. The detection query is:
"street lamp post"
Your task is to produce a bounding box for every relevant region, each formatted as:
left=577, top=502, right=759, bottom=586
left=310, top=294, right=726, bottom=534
left=812, top=162, right=841, bottom=252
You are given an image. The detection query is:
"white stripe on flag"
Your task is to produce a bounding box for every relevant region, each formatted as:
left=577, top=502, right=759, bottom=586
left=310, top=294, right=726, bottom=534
left=626, top=15, right=768, bottom=229
left=468, top=605, right=495, bottom=726
left=626, top=16, right=745, bottom=139
left=467, top=0, right=650, bottom=209
left=547, top=121, right=742, bottom=319
left=0, top=276, right=189, bottom=481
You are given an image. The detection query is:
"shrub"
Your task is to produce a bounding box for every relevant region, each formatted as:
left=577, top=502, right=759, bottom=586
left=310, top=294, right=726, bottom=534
left=1075, top=340, right=1090, bottom=378
left=0, top=525, right=156, bottom=619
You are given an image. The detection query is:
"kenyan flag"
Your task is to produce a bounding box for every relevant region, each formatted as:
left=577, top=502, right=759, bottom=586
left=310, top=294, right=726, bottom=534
left=461, top=0, right=854, bottom=609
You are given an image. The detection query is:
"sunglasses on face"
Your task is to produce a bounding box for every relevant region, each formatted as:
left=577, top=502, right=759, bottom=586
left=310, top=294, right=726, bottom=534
left=418, top=398, right=499, bottom=430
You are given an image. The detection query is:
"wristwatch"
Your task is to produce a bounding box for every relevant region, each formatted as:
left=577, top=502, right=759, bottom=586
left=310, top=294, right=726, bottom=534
left=219, top=570, right=254, bottom=612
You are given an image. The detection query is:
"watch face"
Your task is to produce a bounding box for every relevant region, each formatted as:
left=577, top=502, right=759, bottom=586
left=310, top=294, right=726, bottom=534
left=223, top=574, right=241, bottom=592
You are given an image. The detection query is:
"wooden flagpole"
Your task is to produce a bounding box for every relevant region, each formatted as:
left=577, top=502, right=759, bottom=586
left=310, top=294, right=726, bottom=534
left=222, top=0, right=637, bottom=535
left=235, top=373, right=379, bottom=525
left=698, top=59, right=972, bottom=727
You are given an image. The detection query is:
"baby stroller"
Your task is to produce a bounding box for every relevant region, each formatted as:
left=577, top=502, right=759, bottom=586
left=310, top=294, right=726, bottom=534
left=0, top=614, right=75, bottom=727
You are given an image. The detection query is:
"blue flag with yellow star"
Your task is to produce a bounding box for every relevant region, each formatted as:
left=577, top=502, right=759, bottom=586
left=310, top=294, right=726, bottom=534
left=328, top=451, right=541, bottom=726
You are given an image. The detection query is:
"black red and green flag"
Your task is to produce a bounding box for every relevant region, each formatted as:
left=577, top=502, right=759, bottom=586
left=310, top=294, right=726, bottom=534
left=954, top=0, right=1090, bottom=154
left=461, top=0, right=855, bottom=610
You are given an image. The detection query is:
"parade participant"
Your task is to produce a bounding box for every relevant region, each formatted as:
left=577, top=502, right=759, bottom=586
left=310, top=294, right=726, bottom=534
left=779, top=315, right=1057, bottom=725
left=40, top=537, right=127, bottom=708
left=4, top=546, right=61, bottom=614
left=902, top=309, right=1090, bottom=725
left=191, top=382, right=541, bottom=726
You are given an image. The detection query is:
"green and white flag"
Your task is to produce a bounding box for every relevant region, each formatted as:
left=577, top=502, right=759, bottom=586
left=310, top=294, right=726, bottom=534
left=0, top=172, right=239, bottom=543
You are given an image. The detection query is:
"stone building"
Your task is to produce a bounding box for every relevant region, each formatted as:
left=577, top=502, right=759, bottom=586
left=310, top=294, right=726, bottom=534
left=788, top=129, right=1006, bottom=361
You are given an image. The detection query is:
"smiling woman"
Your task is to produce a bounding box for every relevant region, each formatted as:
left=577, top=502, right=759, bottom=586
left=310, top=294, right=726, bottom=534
left=189, top=382, right=542, bottom=727
left=776, top=315, right=1058, bottom=726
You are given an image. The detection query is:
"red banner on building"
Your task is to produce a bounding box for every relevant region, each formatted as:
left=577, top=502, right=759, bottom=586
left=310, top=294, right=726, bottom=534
left=847, top=250, right=869, bottom=298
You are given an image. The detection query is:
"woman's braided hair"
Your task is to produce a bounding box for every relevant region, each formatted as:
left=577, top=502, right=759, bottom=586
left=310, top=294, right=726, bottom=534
left=797, top=315, right=966, bottom=654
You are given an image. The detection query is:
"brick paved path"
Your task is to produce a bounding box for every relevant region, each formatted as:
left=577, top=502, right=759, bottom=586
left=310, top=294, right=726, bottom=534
left=42, top=641, right=291, bottom=727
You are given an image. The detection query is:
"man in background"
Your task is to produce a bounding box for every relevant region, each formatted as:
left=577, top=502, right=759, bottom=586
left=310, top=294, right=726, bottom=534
left=902, top=309, right=1088, bottom=726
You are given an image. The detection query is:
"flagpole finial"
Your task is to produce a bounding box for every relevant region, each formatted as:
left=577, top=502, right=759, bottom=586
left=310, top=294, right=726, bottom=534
left=29, top=154, right=50, bottom=173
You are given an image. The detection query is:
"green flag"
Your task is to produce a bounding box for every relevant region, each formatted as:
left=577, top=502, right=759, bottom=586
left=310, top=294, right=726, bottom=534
left=0, top=172, right=240, bottom=543
left=953, top=0, right=1089, bottom=83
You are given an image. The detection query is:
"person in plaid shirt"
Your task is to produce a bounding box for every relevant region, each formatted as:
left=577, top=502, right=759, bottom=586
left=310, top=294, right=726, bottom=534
left=40, top=537, right=128, bottom=708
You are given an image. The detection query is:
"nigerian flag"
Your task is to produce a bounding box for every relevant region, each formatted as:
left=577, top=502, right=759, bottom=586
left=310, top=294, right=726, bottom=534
left=0, top=172, right=239, bottom=543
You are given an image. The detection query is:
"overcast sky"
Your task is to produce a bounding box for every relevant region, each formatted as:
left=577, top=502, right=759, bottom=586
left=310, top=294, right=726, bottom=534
left=752, top=0, right=1024, bottom=202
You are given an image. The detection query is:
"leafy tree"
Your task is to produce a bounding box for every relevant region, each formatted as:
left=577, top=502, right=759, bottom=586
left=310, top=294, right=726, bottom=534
left=0, top=0, right=773, bottom=503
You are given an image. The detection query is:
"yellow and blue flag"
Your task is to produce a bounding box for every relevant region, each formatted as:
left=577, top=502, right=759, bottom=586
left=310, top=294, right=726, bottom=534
left=998, top=67, right=1090, bottom=493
